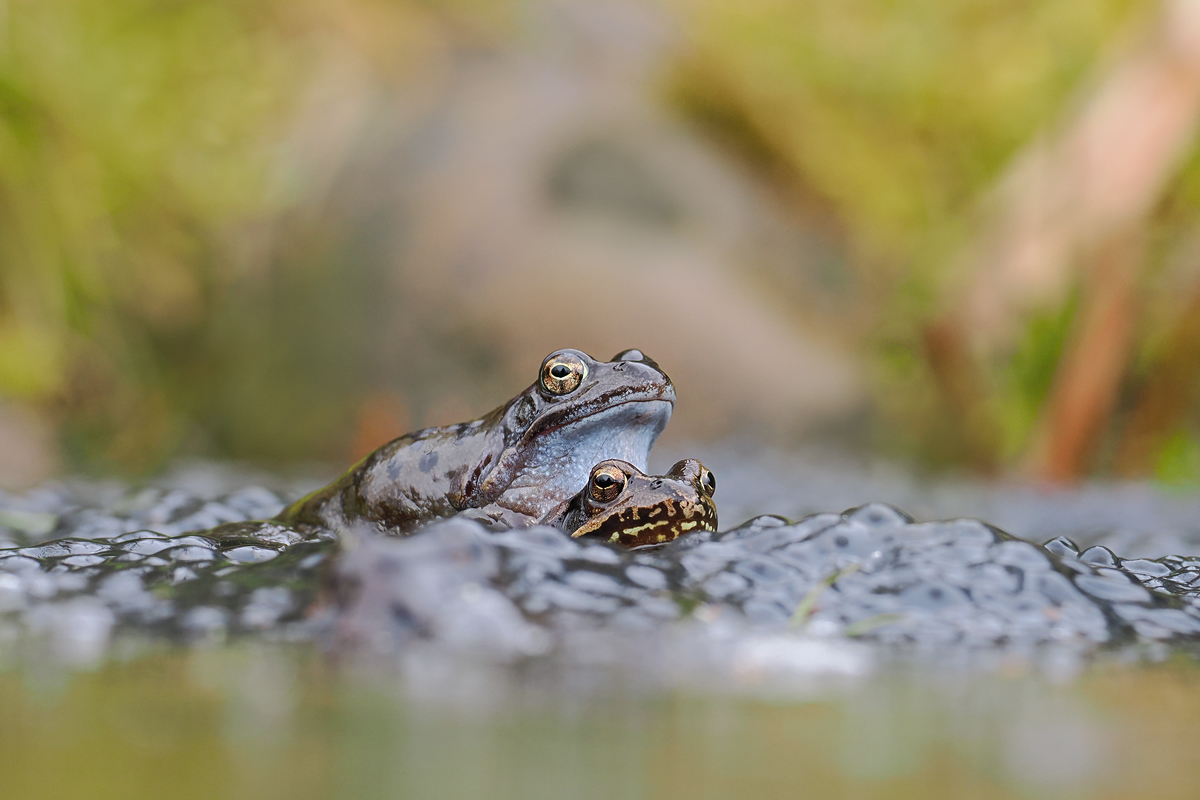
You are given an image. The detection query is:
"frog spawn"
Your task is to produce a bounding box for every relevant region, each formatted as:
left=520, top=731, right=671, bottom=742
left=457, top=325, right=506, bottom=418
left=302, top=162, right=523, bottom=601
left=697, top=506, right=1200, bottom=646
left=0, top=528, right=332, bottom=660
left=5, top=485, right=1200, bottom=665
left=337, top=504, right=1200, bottom=660
left=0, top=483, right=289, bottom=547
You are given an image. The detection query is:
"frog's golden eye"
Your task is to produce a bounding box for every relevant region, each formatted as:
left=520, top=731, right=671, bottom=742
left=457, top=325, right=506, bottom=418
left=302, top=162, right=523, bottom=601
left=700, top=468, right=716, bottom=497
left=589, top=463, right=627, bottom=502
left=541, top=353, right=587, bottom=395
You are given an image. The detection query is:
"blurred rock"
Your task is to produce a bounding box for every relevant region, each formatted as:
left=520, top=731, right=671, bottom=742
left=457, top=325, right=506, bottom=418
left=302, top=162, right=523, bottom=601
left=387, top=2, right=865, bottom=440
left=235, top=0, right=867, bottom=460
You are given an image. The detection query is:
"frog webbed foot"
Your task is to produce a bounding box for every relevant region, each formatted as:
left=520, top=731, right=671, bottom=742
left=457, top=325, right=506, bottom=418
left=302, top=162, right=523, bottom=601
left=456, top=505, right=534, bottom=532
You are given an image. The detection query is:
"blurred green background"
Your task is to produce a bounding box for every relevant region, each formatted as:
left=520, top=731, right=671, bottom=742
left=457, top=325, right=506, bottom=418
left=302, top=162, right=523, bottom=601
left=3, top=0, right=1200, bottom=487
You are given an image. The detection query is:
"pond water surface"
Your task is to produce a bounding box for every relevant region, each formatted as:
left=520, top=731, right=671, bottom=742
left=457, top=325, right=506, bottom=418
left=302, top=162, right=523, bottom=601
left=3, top=644, right=1200, bottom=800
left=4, top=448, right=1200, bottom=800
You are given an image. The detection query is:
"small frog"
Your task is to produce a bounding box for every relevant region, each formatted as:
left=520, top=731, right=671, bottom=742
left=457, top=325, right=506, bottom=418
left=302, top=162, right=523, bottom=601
left=541, top=458, right=718, bottom=547
left=279, top=349, right=675, bottom=535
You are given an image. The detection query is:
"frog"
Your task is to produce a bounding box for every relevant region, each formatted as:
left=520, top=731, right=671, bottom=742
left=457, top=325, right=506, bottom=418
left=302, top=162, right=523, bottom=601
left=278, top=349, right=675, bottom=535
left=540, top=458, right=718, bottom=547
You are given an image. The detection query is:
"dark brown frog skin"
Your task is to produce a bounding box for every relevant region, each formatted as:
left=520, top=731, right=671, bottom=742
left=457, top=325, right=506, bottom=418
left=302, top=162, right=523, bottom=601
left=540, top=458, right=717, bottom=547
left=278, top=349, right=675, bottom=535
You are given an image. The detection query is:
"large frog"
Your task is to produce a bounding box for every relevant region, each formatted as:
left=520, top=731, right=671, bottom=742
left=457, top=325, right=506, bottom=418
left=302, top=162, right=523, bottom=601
left=541, top=458, right=718, bottom=547
left=279, top=349, right=675, bottom=535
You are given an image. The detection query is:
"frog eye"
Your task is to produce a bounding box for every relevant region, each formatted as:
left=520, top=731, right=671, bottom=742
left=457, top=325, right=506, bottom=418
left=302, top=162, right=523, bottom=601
left=700, top=468, right=716, bottom=497
left=541, top=353, right=587, bottom=395
left=589, top=463, right=627, bottom=502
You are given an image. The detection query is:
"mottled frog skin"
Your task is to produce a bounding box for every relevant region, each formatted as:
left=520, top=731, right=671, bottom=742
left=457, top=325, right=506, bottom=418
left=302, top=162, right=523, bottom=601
left=279, top=349, right=675, bottom=535
left=541, top=458, right=717, bottom=547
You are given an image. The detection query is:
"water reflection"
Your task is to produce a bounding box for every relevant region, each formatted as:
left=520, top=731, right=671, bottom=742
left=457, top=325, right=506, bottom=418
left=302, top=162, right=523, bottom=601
left=1, top=645, right=1199, bottom=800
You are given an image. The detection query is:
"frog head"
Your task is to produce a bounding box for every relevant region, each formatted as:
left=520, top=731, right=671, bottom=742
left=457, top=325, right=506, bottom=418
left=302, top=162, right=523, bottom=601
left=540, top=458, right=718, bottom=547
left=469, top=349, right=675, bottom=519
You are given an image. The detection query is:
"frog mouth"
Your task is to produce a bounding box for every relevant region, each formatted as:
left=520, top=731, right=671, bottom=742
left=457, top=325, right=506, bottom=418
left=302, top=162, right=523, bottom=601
left=533, top=387, right=674, bottom=437
left=531, top=378, right=676, bottom=436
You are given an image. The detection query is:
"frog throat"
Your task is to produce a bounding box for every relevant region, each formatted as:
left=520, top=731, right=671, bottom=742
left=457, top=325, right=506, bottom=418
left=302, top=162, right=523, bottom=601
left=479, top=399, right=673, bottom=517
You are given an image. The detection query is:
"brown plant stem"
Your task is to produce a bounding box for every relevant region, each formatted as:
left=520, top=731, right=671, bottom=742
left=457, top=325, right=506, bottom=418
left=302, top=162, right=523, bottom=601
left=1026, top=235, right=1142, bottom=482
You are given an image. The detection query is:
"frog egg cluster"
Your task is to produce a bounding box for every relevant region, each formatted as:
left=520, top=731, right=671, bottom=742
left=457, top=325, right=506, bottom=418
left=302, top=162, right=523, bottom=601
left=4, top=476, right=1200, bottom=668
left=682, top=505, right=1200, bottom=646
left=335, top=504, right=1200, bottom=666
left=0, top=482, right=288, bottom=547
left=0, top=527, right=331, bottom=657
left=0, top=481, right=331, bottom=664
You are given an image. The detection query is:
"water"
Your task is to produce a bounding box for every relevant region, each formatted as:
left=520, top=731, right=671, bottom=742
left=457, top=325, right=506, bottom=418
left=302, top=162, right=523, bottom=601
left=3, top=644, right=1200, bottom=800
left=4, top=449, right=1200, bottom=798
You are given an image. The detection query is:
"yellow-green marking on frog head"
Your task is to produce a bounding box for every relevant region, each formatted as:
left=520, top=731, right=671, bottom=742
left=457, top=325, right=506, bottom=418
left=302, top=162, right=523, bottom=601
left=539, top=458, right=718, bottom=548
